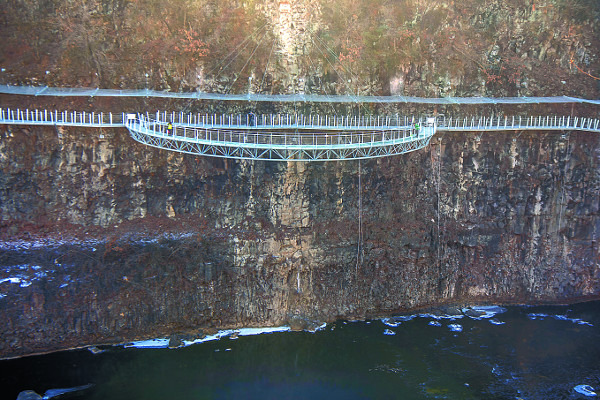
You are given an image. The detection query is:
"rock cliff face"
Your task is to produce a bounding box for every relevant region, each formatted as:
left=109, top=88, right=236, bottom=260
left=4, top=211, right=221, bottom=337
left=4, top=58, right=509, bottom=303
left=0, top=123, right=598, bottom=359
left=0, top=0, right=599, bottom=359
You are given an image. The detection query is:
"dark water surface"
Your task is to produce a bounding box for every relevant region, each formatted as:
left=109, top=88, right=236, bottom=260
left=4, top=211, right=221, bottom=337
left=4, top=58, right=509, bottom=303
left=2, top=302, right=599, bottom=400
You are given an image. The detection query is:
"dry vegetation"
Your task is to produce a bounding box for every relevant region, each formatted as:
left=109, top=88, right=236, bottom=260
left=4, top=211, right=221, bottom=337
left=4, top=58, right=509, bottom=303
left=0, top=0, right=598, bottom=97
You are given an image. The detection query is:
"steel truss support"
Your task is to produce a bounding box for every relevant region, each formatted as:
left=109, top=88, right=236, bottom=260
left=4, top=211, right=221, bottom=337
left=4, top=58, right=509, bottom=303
left=126, top=120, right=434, bottom=162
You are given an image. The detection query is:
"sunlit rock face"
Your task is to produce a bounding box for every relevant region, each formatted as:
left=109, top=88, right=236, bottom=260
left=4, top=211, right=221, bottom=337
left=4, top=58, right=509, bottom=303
left=0, top=123, right=598, bottom=358
left=1, top=0, right=598, bottom=97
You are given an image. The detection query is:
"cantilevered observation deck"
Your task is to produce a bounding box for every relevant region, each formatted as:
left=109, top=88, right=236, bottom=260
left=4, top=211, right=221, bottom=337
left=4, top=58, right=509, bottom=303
left=125, top=113, right=435, bottom=161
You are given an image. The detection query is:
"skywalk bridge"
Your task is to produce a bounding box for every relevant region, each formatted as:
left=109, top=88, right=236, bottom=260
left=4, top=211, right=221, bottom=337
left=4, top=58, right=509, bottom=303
left=0, top=107, right=599, bottom=161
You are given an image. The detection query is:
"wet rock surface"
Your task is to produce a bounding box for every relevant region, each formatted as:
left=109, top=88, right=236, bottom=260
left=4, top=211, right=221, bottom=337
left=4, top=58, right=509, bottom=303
left=0, top=125, right=598, bottom=359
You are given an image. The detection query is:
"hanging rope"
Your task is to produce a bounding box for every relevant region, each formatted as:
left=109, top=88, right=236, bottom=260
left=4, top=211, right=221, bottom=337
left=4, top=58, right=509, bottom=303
left=356, top=159, right=363, bottom=274
left=556, top=133, right=572, bottom=243
left=430, top=137, right=442, bottom=270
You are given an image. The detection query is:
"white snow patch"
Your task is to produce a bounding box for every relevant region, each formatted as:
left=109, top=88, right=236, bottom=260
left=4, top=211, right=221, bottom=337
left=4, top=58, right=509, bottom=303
left=383, top=329, right=396, bottom=336
left=236, top=326, right=291, bottom=336
left=182, top=326, right=291, bottom=347
left=125, top=338, right=170, bottom=349
left=448, top=324, right=463, bottom=332
left=428, top=321, right=442, bottom=327
left=0, top=277, right=22, bottom=285
left=489, top=318, right=505, bottom=325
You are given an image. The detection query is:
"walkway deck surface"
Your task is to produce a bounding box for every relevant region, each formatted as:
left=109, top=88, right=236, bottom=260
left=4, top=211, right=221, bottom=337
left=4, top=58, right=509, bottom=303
left=1, top=107, right=598, bottom=161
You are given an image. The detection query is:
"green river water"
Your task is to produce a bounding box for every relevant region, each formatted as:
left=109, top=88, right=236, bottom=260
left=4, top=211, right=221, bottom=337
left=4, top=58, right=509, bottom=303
left=2, top=301, right=599, bottom=400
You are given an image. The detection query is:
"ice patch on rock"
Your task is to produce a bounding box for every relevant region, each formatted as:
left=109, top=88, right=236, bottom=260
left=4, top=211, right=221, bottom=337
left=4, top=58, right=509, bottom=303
left=0, top=238, right=103, bottom=251
left=0, top=277, right=22, bottom=285
left=489, top=318, right=505, bottom=325
left=527, top=313, right=593, bottom=326
left=574, top=384, right=597, bottom=397
left=237, top=326, right=291, bottom=336
left=381, top=315, right=418, bottom=327
left=527, top=313, right=549, bottom=320
left=463, top=305, right=507, bottom=320
left=180, top=330, right=234, bottom=347
left=43, top=384, right=94, bottom=399
left=554, top=315, right=593, bottom=326
left=381, top=318, right=402, bottom=327
left=420, top=313, right=464, bottom=321
left=382, top=310, right=469, bottom=329
left=383, top=329, right=396, bottom=336
left=183, top=326, right=292, bottom=347
left=126, top=326, right=294, bottom=349
left=448, top=324, right=463, bottom=332
left=310, top=322, right=328, bottom=332
left=0, top=265, right=71, bottom=297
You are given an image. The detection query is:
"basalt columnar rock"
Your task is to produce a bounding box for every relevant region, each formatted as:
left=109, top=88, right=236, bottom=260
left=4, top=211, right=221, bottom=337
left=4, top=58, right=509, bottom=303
left=0, top=123, right=598, bottom=359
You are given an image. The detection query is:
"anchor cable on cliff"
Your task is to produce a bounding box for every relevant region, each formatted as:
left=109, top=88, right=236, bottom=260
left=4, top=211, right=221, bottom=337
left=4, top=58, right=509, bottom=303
left=228, top=30, right=270, bottom=95
left=206, top=21, right=270, bottom=81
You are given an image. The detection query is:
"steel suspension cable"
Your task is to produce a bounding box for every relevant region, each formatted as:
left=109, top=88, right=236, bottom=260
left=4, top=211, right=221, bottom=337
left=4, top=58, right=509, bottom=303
left=225, top=28, right=270, bottom=94
left=206, top=21, right=269, bottom=78
left=307, top=28, right=382, bottom=117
